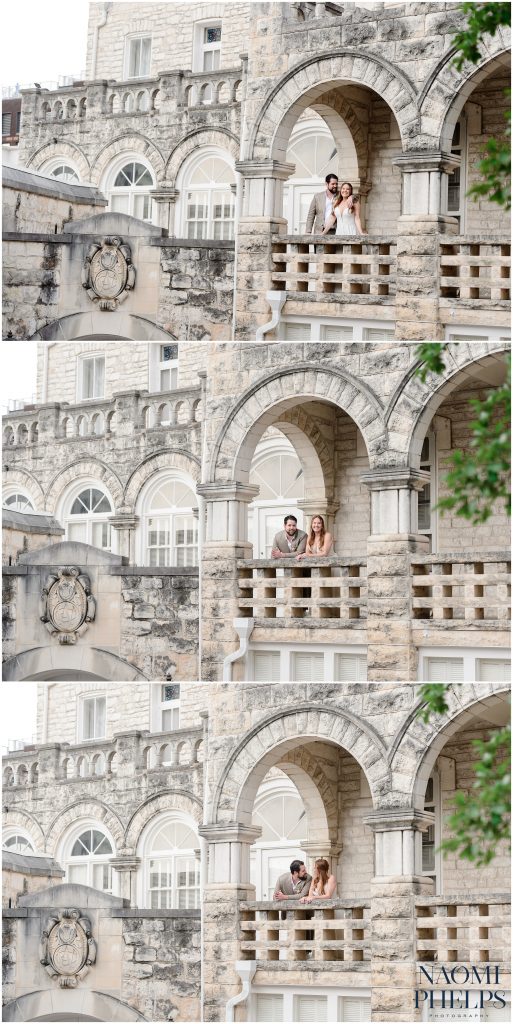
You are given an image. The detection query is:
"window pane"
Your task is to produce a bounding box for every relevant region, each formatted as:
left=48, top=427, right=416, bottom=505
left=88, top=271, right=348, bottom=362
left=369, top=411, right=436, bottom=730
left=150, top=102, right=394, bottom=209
left=424, top=658, right=465, bottom=682
left=255, top=994, right=284, bottom=1022
left=334, top=653, right=367, bottom=681
left=295, top=995, right=328, bottom=1022
left=291, top=653, right=324, bottom=681
left=83, top=699, right=95, bottom=740
left=83, top=358, right=94, bottom=398
left=141, top=37, right=151, bottom=75
left=253, top=651, right=281, bottom=682
left=476, top=659, right=511, bottom=682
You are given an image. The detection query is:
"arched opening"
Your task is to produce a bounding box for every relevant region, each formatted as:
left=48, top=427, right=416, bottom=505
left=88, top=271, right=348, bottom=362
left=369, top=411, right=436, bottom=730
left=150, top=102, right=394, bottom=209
left=137, top=812, right=201, bottom=909
left=3, top=990, right=147, bottom=1021
left=104, top=156, right=156, bottom=222
left=176, top=147, right=236, bottom=239
left=136, top=470, right=199, bottom=566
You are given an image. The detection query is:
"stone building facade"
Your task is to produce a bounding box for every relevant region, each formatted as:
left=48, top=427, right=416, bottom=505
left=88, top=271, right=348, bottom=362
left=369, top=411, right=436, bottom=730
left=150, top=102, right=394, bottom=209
left=2, top=2, right=511, bottom=340
left=2, top=681, right=511, bottom=1021
left=2, top=340, right=510, bottom=682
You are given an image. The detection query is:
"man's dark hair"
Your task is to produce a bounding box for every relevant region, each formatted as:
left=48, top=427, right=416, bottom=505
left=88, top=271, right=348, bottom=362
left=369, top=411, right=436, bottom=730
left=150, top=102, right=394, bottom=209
left=290, top=859, right=304, bottom=874
left=325, top=173, right=338, bottom=184
left=284, top=514, right=298, bottom=526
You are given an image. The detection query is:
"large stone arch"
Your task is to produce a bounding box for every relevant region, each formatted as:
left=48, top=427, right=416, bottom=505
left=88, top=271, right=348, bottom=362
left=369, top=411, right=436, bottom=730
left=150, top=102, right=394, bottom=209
left=275, top=405, right=342, bottom=499
left=30, top=313, right=177, bottom=341
left=25, top=140, right=91, bottom=180
left=419, top=38, right=511, bottom=151
left=124, top=449, right=201, bottom=509
left=385, top=341, right=509, bottom=468
left=2, top=990, right=147, bottom=1022
left=309, top=94, right=369, bottom=181
left=2, top=467, right=45, bottom=509
left=389, top=683, right=510, bottom=810
left=165, top=127, right=239, bottom=184
left=44, top=798, right=125, bottom=855
left=277, top=750, right=338, bottom=845
left=2, top=647, right=148, bottom=682
left=90, top=133, right=166, bottom=186
left=44, top=458, right=124, bottom=514
left=124, top=790, right=202, bottom=853
left=210, top=365, right=386, bottom=483
left=211, top=704, right=390, bottom=826
left=1, top=808, right=45, bottom=849
left=246, top=51, right=419, bottom=161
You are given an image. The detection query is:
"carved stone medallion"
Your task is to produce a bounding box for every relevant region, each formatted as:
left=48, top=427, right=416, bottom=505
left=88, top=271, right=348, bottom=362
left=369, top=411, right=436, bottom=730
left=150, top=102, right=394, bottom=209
left=40, top=908, right=97, bottom=988
left=40, top=566, right=96, bottom=644
left=82, top=235, right=136, bottom=311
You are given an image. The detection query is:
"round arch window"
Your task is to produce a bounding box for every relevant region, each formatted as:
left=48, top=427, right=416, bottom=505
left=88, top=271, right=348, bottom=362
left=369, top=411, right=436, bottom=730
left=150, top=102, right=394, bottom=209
left=50, top=164, right=80, bottom=183
left=3, top=833, right=35, bottom=854
left=3, top=491, right=35, bottom=513
left=249, top=436, right=304, bottom=557
left=284, top=114, right=338, bottom=232
left=109, top=159, right=155, bottom=221
left=65, top=485, right=113, bottom=549
left=180, top=152, right=235, bottom=240
left=146, top=819, right=200, bottom=909
left=66, top=827, right=114, bottom=892
left=141, top=475, right=198, bottom=566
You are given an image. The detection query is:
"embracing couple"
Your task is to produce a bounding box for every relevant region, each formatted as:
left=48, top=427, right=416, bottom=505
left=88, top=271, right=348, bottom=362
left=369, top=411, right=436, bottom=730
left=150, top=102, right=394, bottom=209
left=272, top=513, right=333, bottom=560
left=306, top=173, right=365, bottom=236
left=274, top=857, right=336, bottom=904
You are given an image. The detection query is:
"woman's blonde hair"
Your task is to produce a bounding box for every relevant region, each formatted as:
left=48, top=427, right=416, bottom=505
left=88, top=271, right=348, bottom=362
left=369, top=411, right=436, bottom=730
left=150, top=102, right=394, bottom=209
left=308, top=514, right=326, bottom=550
left=314, top=858, right=330, bottom=895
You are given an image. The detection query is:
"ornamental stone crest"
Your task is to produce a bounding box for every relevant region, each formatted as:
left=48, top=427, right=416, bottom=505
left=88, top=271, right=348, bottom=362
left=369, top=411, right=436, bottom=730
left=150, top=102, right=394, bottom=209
left=40, top=566, right=96, bottom=644
left=40, top=908, right=97, bottom=987
left=81, top=235, right=135, bottom=310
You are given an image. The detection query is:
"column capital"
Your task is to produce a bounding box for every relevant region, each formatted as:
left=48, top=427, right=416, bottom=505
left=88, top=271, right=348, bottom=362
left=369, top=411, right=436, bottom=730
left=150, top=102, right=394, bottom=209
left=361, top=467, right=430, bottom=493
left=109, top=855, right=142, bottom=872
left=197, top=481, right=259, bottom=504
left=199, top=822, right=262, bottom=845
left=393, top=150, right=460, bottom=175
left=363, top=808, right=434, bottom=833
left=150, top=187, right=180, bottom=203
left=108, top=513, right=140, bottom=530
left=235, top=159, right=296, bottom=181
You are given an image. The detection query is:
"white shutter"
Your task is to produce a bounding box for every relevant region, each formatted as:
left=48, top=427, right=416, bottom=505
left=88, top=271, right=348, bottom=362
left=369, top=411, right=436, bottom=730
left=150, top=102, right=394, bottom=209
left=320, top=324, right=353, bottom=340
left=476, top=658, right=511, bottom=682
left=334, top=653, right=367, bottom=681
left=424, top=657, right=465, bottom=682
left=291, top=652, right=324, bottom=681
left=294, top=995, right=328, bottom=1022
left=255, top=993, right=284, bottom=1022
left=253, top=651, right=281, bottom=681
left=447, top=333, right=489, bottom=341
left=361, top=327, right=395, bottom=340
left=338, top=996, right=371, bottom=1022
left=281, top=322, right=312, bottom=341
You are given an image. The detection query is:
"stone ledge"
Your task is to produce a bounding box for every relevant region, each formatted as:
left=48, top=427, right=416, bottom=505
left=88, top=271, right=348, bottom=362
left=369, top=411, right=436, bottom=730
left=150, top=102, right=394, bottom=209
left=2, top=165, right=108, bottom=205
left=112, top=566, right=199, bottom=576
left=113, top=909, right=201, bottom=919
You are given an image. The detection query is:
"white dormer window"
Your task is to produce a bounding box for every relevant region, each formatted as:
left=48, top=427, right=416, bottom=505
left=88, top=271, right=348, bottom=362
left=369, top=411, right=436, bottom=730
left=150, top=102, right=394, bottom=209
left=126, top=35, right=151, bottom=78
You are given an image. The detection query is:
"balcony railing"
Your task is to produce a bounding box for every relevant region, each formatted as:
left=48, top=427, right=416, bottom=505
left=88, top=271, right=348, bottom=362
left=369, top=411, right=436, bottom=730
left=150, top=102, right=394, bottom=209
left=439, top=238, right=511, bottom=306
left=411, top=551, right=511, bottom=626
left=271, top=235, right=397, bottom=303
left=239, top=899, right=371, bottom=964
left=1, top=385, right=203, bottom=447
left=416, top=893, right=511, bottom=964
left=237, top=557, right=368, bottom=625
left=2, top=726, right=203, bottom=787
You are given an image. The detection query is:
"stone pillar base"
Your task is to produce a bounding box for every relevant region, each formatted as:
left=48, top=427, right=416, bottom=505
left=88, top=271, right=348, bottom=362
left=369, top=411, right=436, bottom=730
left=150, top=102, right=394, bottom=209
left=371, top=874, right=434, bottom=1022
left=202, top=883, right=256, bottom=1023
left=366, top=533, right=429, bottom=681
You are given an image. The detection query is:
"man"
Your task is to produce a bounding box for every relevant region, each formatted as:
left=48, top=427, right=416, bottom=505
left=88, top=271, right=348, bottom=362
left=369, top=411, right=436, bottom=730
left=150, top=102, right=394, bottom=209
left=305, top=173, right=339, bottom=234
left=273, top=859, right=312, bottom=901
left=271, top=514, right=307, bottom=558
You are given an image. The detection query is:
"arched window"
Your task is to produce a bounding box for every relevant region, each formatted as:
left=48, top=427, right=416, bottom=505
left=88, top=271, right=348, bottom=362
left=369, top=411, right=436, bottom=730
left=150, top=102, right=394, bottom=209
left=178, top=150, right=235, bottom=240
left=139, top=474, right=198, bottom=566
left=249, top=435, right=304, bottom=557
left=283, top=114, right=338, bottom=232
left=250, top=776, right=307, bottom=899
left=142, top=816, right=200, bottom=909
left=3, top=832, right=35, bottom=854
left=65, top=826, right=114, bottom=892
left=3, top=491, right=35, bottom=513
left=41, top=158, right=81, bottom=184
left=64, top=484, right=113, bottom=549
left=107, top=158, right=155, bottom=221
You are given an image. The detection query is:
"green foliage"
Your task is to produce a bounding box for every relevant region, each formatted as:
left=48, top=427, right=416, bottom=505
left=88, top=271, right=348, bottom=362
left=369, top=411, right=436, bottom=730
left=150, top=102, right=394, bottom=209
left=452, top=3, right=511, bottom=69
left=418, top=684, right=450, bottom=722
left=440, top=724, right=511, bottom=867
left=467, top=111, right=511, bottom=211
left=416, top=344, right=448, bottom=381
left=437, top=357, right=511, bottom=523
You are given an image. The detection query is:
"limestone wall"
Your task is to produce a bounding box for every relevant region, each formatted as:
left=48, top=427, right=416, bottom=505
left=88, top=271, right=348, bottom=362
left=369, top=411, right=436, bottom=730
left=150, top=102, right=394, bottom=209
left=120, top=911, right=200, bottom=1022
left=119, top=570, right=199, bottom=681
left=465, top=65, right=511, bottom=235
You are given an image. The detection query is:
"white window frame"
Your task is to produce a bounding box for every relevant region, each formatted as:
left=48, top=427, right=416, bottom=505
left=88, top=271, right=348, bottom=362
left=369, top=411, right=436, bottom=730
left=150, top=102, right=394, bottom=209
left=3, top=828, right=37, bottom=855
left=250, top=777, right=308, bottom=900
left=103, top=154, right=156, bottom=223
left=251, top=986, right=371, bottom=1022
left=3, top=489, right=36, bottom=513
left=60, top=479, right=115, bottom=552
left=279, top=317, right=396, bottom=341
left=192, top=20, right=222, bottom=73
left=421, top=769, right=442, bottom=894
left=77, top=693, right=107, bottom=742
left=444, top=114, right=467, bottom=231
left=124, top=33, right=152, bottom=79
left=150, top=684, right=181, bottom=732
left=418, top=431, right=437, bottom=551
left=136, top=471, right=199, bottom=567
left=137, top=811, right=200, bottom=910
left=59, top=819, right=117, bottom=895
left=175, top=146, right=236, bottom=240
left=77, top=352, right=105, bottom=401
left=248, top=644, right=367, bottom=682
left=444, top=325, right=511, bottom=342
left=41, top=157, right=81, bottom=183
left=418, top=647, right=511, bottom=682
left=249, top=435, right=305, bottom=558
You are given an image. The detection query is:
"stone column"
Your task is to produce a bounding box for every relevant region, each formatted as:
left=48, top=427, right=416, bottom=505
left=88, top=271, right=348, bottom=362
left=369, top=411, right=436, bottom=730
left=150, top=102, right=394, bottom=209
left=393, top=151, right=460, bottom=341
left=301, top=841, right=342, bottom=877
left=296, top=499, right=340, bottom=537
left=199, top=824, right=261, bottom=1022
left=33, top=742, right=62, bottom=785
left=150, top=187, right=179, bottom=234
left=233, top=159, right=295, bottom=339
left=197, top=482, right=258, bottom=680
left=36, top=403, right=61, bottom=443
left=109, top=513, right=139, bottom=562
left=364, top=809, right=434, bottom=1023
left=361, top=468, right=430, bottom=681
left=110, top=855, right=141, bottom=906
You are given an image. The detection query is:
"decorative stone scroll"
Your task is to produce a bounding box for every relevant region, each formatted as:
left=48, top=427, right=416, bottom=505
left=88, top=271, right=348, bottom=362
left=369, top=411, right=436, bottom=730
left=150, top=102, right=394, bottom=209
left=81, top=236, right=136, bottom=310
left=40, top=908, right=97, bottom=987
left=40, top=566, right=96, bottom=644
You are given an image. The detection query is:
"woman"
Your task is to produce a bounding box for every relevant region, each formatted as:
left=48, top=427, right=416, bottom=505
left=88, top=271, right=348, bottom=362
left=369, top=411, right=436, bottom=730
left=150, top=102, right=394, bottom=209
left=296, top=514, right=333, bottom=560
left=300, top=858, right=337, bottom=902
left=322, top=181, right=365, bottom=236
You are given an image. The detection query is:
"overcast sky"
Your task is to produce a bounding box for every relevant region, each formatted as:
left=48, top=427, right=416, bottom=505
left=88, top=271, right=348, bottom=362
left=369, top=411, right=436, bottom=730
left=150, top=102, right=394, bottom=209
left=1, top=684, right=38, bottom=752
left=1, top=344, right=38, bottom=412
left=2, top=1, right=91, bottom=88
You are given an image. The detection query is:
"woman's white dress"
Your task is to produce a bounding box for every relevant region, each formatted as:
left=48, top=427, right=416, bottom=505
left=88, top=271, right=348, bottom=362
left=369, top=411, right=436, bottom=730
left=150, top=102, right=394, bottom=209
left=334, top=206, right=358, bottom=236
